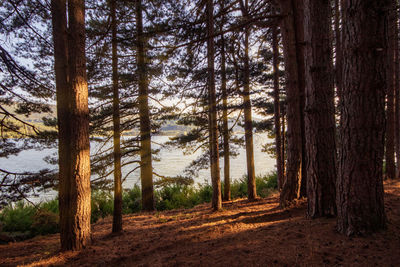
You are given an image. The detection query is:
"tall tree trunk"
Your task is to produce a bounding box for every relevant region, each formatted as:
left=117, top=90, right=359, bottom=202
left=281, top=107, right=286, bottom=182
left=386, top=0, right=397, bottom=180
left=272, top=15, right=283, bottom=191
left=279, top=0, right=303, bottom=205
left=241, top=0, right=257, bottom=200
left=337, top=0, right=387, bottom=235
left=111, top=0, right=122, bottom=232
left=51, top=0, right=91, bottom=251
left=136, top=0, right=154, bottom=211
left=334, top=0, right=342, bottom=101
left=304, top=0, right=337, bottom=218
left=395, top=0, right=400, bottom=178
left=292, top=0, right=307, bottom=198
left=221, top=32, right=230, bottom=201
left=206, top=0, right=222, bottom=211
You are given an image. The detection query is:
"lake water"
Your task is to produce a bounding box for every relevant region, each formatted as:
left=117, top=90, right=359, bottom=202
left=0, top=135, right=276, bottom=202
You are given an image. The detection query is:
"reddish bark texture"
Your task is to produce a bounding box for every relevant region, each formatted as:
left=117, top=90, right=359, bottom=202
left=304, top=0, right=337, bottom=218
left=136, top=0, right=154, bottom=211
left=337, top=0, right=388, bottom=235
left=51, top=0, right=91, bottom=251
left=279, top=0, right=305, bottom=205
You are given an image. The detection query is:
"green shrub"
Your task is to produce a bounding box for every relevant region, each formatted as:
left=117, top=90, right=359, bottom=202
left=197, top=183, right=213, bottom=203
left=0, top=201, right=36, bottom=232
left=40, top=198, right=59, bottom=214
left=91, top=190, right=114, bottom=223
left=122, top=185, right=142, bottom=214
left=230, top=178, right=248, bottom=199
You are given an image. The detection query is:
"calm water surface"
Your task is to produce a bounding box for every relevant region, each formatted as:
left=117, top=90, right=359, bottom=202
left=1, top=135, right=275, bottom=202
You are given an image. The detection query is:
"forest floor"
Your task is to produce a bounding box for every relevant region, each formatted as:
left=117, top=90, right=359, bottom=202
left=1, top=181, right=400, bottom=266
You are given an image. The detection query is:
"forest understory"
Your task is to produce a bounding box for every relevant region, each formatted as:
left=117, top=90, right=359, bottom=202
left=1, top=180, right=399, bottom=266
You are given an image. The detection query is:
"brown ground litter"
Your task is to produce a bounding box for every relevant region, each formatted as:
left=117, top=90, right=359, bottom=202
left=1, top=180, right=399, bottom=266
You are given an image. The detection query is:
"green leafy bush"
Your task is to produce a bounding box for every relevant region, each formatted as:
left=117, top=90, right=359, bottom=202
left=122, top=185, right=142, bottom=214
left=0, top=201, right=35, bottom=232
left=91, top=190, right=114, bottom=223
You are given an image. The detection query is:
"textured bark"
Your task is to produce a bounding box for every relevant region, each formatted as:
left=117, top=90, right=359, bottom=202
left=385, top=0, right=396, bottom=180
left=240, top=0, right=257, bottom=200
left=51, top=0, right=91, bottom=251
left=272, top=16, right=283, bottom=191
left=221, top=32, right=230, bottom=201
left=395, top=1, right=400, bottom=178
left=206, top=0, right=222, bottom=211
left=334, top=0, right=342, bottom=101
left=279, top=0, right=303, bottom=205
left=136, top=0, right=154, bottom=211
left=337, top=0, right=387, bottom=235
left=304, top=0, right=337, bottom=218
left=111, top=0, right=122, bottom=232
left=293, top=0, right=307, bottom=198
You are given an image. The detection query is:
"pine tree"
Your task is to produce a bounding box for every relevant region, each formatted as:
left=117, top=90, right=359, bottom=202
left=51, top=0, right=91, bottom=250
left=337, top=0, right=388, bottom=235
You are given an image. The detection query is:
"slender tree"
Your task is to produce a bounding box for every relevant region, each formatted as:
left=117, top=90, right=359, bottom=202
left=221, top=32, right=231, bottom=201
left=206, top=0, right=222, bottom=211
left=395, top=0, right=400, bottom=178
left=385, top=0, right=396, bottom=180
left=111, top=0, right=123, bottom=232
left=303, top=0, right=337, bottom=218
left=271, top=7, right=283, bottom=191
left=136, top=0, right=154, bottom=211
left=337, top=0, right=388, bottom=235
left=239, top=0, right=257, bottom=200
left=51, top=0, right=91, bottom=250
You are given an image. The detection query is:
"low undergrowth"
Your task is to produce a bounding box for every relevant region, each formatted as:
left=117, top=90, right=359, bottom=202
left=0, top=172, right=277, bottom=242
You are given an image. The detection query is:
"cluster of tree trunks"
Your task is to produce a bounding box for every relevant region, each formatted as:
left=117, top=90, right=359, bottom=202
left=278, top=0, right=389, bottom=234
left=49, top=0, right=396, bottom=251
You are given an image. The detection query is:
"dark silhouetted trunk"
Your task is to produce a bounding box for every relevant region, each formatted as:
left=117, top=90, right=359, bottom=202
left=279, top=0, right=303, bottom=205
left=337, top=0, right=387, bottom=235
left=395, top=1, right=400, bottom=178
left=111, top=0, right=122, bottom=232
left=51, top=0, right=91, bottom=251
left=334, top=0, right=342, bottom=101
left=206, top=0, right=222, bottom=211
left=386, top=0, right=396, bottom=180
left=221, top=32, right=230, bottom=201
left=293, top=0, right=307, bottom=198
left=136, top=0, right=154, bottom=211
left=272, top=14, right=283, bottom=191
left=304, top=0, right=337, bottom=218
left=240, top=0, right=257, bottom=200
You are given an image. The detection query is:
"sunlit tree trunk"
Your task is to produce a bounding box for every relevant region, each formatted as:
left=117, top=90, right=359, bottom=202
left=206, top=0, right=222, bottom=211
left=51, top=0, right=91, bottom=251
left=136, top=0, right=154, bottom=211
left=337, top=0, right=387, bottom=235
left=304, top=0, right=337, bottom=218
left=111, top=0, right=122, bottom=232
